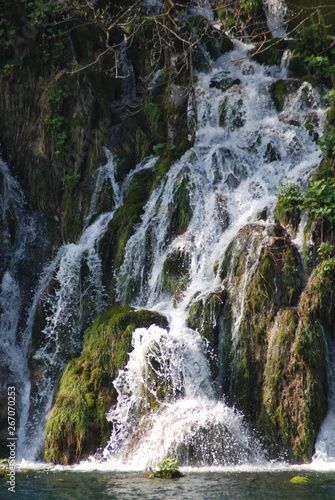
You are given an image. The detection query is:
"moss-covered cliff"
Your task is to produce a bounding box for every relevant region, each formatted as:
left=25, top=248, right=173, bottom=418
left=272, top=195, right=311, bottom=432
left=188, top=224, right=329, bottom=462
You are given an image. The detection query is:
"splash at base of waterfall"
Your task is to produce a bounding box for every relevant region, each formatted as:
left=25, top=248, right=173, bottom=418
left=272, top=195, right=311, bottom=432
left=100, top=321, right=265, bottom=469
left=104, top=399, right=264, bottom=469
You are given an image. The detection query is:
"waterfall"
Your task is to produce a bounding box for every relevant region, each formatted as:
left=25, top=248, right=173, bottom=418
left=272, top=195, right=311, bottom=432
left=102, top=39, right=326, bottom=468
left=0, top=159, right=40, bottom=460
left=2, top=6, right=332, bottom=468
left=17, top=152, right=122, bottom=460
left=103, top=318, right=263, bottom=467
left=117, top=41, right=324, bottom=309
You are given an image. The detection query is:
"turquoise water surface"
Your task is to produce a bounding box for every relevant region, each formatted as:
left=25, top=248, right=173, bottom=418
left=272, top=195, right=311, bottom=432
left=1, top=467, right=335, bottom=499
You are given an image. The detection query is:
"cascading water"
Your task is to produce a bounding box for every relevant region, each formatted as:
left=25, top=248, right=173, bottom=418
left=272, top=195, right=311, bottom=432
left=103, top=317, right=263, bottom=467
left=117, top=42, right=324, bottom=310
left=0, top=158, right=43, bottom=461
left=102, top=39, right=327, bottom=468
left=16, top=151, right=123, bottom=460
left=313, top=330, right=335, bottom=463
left=14, top=150, right=165, bottom=461
left=263, top=0, right=287, bottom=37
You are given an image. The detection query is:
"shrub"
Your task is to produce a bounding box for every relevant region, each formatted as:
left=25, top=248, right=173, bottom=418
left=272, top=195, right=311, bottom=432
left=275, top=180, right=302, bottom=230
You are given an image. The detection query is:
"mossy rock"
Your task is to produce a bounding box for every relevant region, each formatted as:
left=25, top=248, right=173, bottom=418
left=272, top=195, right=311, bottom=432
left=290, top=475, right=310, bottom=484
left=219, top=225, right=309, bottom=451
left=303, top=213, right=335, bottom=279
left=160, top=248, right=191, bottom=304
left=123, top=169, right=156, bottom=206
left=188, top=289, right=228, bottom=378
left=138, top=343, right=173, bottom=415
left=270, top=79, right=302, bottom=112
left=210, top=76, right=241, bottom=92
left=144, top=458, right=183, bottom=479
left=300, top=258, right=335, bottom=342
left=261, top=307, right=327, bottom=462
left=219, top=95, right=245, bottom=130
left=233, top=236, right=302, bottom=411
left=251, top=39, right=288, bottom=67
left=167, top=171, right=193, bottom=241
left=221, top=224, right=327, bottom=462
left=44, top=306, right=168, bottom=465
left=100, top=202, right=149, bottom=300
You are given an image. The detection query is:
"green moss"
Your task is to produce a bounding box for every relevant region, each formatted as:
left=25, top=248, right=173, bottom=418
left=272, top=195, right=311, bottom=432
left=218, top=9, right=235, bottom=31
left=123, top=169, right=156, bottom=206
left=152, top=155, right=172, bottom=184
left=261, top=308, right=299, bottom=459
left=261, top=296, right=327, bottom=463
left=44, top=306, right=168, bottom=465
left=221, top=226, right=303, bottom=438
left=219, top=241, right=233, bottom=281
left=72, top=112, right=87, bottom=128
left=272, top=80, right=287, bottom=112
left=300, top=258, right=335, bottom=342
left=100, top=202, right=148, bottom=300
left=282, top=246, right=302, bottom=305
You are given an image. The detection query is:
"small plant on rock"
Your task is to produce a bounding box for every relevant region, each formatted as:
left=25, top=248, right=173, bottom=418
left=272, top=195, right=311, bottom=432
left=275, top=180, right=302, bottom=230
left=317, top=241, right=334, bottom=260
left=147, top=458, right=183, bottom=479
